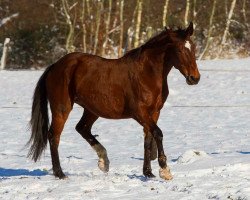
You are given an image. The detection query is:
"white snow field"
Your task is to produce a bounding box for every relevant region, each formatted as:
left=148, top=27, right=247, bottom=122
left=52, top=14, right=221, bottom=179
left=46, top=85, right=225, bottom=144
left=0, top=58, right=249, bottom=200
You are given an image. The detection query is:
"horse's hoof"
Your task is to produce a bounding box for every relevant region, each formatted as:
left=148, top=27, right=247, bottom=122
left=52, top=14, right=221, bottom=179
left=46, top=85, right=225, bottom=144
left=59, top=175, right=68, bottom=180
left=159, top=167, right=173, bottom=180
left=144, top=172, right=156, bottom=178
left=53, top=170, right=68, bottom=179
left=143, top=168, right=156, bottom=178
left=98, top=157, right=110, bottom=173
left=54, top=171, right=67, bottom=179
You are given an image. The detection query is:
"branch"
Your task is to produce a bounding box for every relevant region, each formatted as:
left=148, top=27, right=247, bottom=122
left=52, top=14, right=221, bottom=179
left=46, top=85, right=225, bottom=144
left=0, top=13, right=19, bottom=28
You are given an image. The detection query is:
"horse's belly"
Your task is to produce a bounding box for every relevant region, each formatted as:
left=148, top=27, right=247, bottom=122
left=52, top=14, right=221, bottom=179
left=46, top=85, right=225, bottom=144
left=75, top=91, right=128, bottom=119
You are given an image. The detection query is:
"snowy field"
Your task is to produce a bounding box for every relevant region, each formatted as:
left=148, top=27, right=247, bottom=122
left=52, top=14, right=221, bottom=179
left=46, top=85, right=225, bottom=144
left=0, top=58, right=249, bottom=200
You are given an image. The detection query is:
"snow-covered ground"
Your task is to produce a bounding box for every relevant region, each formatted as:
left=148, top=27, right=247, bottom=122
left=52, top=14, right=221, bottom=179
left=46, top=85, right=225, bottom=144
left=0, top=58, right=249, bottom=200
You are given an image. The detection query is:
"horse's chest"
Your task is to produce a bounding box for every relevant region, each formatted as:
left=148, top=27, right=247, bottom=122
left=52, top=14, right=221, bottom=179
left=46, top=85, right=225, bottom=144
left=140, top=83, right=168, bottom=111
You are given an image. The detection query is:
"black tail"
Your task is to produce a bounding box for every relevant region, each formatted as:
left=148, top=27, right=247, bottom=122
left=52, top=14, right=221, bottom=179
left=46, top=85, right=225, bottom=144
left=27, top=65, right=52, bottom=162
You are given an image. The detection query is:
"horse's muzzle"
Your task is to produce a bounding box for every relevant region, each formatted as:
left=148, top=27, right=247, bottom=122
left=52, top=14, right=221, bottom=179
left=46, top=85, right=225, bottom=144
left=186, top=75, right=200, bottom=85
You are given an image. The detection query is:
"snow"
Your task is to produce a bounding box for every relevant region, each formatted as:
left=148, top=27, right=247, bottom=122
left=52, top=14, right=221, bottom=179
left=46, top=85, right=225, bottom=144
left=176, top=150, right=210, bottom=164
left=0, top=58, right=250, bottom=199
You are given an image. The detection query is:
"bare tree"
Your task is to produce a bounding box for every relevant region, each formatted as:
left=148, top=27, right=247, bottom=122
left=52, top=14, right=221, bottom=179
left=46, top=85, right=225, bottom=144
left=86, top=0, right=94, bottom=53
left=199, top=0, right=217, bottom=60
left=125, top=3, right=138, bottom=52
left=146, top=26, right=153, bottom=39
left=242, top=0, right=247, bottom=25
left=102, top=0, right=112, bottom=57
left=118, top=0, right=124, bottom=57
left=61, top=0, right=76, bottom=53
left=184, top=0, right=190, bottom=26
left=0, top=38, right=10, bottom=70
left=217, top=0, right=237, bottom=57
left=81, top=0, right=87, bottom=52
left=134, top=0, right=143, bottom=48
left=162, top=0, right=170, bottom=27
left=93, top=0, right=103, bottom=55
left=193, top=0, right=197, bottom=26
left=225, top=0, right=228, bottom=16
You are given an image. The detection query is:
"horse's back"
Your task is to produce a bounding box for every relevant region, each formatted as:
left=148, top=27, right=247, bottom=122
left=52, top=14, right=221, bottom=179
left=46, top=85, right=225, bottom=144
left=73, top=54, right=132, bottom=118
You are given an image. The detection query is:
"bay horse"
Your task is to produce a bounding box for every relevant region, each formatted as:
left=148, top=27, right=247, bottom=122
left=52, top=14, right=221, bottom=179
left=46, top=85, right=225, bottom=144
left=27, top=22, right=200, bottom=180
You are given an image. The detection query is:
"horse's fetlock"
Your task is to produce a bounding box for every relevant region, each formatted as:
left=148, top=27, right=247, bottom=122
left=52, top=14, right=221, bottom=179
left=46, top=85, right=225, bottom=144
left=159, top=155, right=166, bottom=162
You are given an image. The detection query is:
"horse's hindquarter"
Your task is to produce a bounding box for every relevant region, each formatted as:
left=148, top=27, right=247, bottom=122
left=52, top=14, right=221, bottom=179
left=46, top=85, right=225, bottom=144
left=74, top=55, right=131, bottom=119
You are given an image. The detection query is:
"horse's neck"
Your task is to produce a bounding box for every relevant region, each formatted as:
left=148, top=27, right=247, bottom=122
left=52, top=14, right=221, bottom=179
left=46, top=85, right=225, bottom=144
left=142, top=50, right=173, bottom=79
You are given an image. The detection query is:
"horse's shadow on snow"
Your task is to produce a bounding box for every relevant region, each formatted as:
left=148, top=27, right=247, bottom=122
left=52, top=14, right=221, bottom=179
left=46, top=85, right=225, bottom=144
left=236, top=151, right=250, bottom=155
left=0, top=168, right=48, bottom=177
left=127, top=174, right=148, bottom=182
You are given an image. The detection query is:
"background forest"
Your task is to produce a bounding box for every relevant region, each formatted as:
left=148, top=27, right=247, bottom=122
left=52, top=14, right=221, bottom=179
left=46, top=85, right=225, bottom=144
left=0, top=0, right=249, bottom=69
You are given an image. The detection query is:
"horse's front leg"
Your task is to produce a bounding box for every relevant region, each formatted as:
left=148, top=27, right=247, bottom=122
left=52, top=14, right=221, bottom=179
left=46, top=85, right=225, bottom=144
left=151, top=124, right=173, bottom=180
left=137, top=113, right=173, bottom=180
left=143, top=131, right=155, bottom=178
left=145, top=111, right=160, bottom=161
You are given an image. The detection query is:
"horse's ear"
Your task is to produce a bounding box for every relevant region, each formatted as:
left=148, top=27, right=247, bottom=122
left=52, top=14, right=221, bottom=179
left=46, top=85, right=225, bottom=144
left=185, top=22, right=194, bottom=36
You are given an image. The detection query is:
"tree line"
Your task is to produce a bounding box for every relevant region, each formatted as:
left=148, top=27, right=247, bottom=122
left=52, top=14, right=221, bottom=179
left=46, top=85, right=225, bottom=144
left=0, top=0, right=249, bottom=69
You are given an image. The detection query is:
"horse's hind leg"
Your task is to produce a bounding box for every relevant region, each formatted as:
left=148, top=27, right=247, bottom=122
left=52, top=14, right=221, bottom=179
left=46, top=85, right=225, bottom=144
left=49, top=108, right=71, bottom=179
left=75, top=109, right=110, bottom=172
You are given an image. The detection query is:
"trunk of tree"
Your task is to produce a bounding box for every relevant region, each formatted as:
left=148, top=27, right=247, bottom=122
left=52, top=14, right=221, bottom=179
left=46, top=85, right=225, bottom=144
left=102, top=0, right=112, bottom=57
left=162, top=0, right=170, bottom=27
left=93, top=1, right=103, bottom=55
left=125, top=27, right=133, bottom=53
left=118, top=0, right=124, bottom=57
left=217, top=0, right=237, bottom=57
left=225, top=0, right=228, bottom=16
left=125, top=3, right=138, bottom=52
left=199, top=0, right=217, bottom=60
left=193, top=0, right=197, bottom=26
left=81, top=0, right=87, bottom=53
left=242, top=0, right=247, bottom=25
left=87, top=0, right=94, bottom=53
left=61, top=0, right=75, bottom=53
left=85, top=0, right=90, bottom=15
left=134, top=0, right=143, bottom=48
left=0, top=38, right=10, bottom=70
left=146, top=26, right=153, bottom=40
left=184, top=0, right=190, bottom=26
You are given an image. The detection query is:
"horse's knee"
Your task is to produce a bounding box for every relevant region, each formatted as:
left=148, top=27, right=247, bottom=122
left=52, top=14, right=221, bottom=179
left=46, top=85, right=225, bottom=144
left=152, top=126, right=163, bottom=140
left=75, top=122, right=89, bottom=136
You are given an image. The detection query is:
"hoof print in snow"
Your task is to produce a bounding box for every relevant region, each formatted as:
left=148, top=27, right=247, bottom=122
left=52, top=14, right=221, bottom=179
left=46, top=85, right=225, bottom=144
left=177, top=150, right=210, bottom=164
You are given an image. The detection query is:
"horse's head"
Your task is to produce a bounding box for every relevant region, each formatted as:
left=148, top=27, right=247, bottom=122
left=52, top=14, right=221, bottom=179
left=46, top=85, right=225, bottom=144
left=169, top=22, right=200, bottom=85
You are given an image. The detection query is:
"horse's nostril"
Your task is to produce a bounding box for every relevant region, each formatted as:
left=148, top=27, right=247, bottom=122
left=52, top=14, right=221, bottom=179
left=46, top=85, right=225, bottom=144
left=190, top=75, right=200, bottom=82
left=187, top=75, right=200, bottom=85
left=190, top=76, right=196, bottom=81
